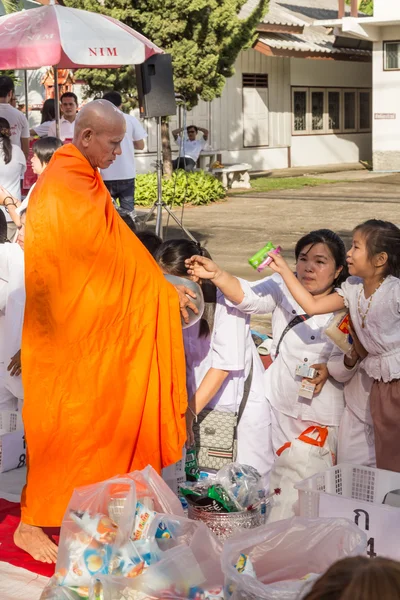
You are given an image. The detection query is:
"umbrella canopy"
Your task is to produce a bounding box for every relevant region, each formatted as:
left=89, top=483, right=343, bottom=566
left=0, top=2, right=162, bottom=70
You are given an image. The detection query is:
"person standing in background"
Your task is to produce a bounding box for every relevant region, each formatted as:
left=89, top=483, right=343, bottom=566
left=30, top=99, right=56, bottom=138
left=0, top=118, right=26, bottom=240
left=100, top=91, right=147, bottom=222
left=0, top=76, right=30, bottom=160
left=47, top=92, right=78, bottom=141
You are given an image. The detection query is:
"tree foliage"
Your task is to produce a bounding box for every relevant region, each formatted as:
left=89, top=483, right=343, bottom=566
left=346, top=0, right=373, bottom=16
left=64, top=0, right=269, bottom=111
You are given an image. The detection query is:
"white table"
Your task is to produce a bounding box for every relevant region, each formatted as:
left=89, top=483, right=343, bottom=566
left=198, top=150, right=219, bottom=171
left=211, top=163, right=252, bottom=189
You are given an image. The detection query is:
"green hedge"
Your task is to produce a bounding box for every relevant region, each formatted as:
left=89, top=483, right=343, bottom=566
left=135, top=170, right=226, bottom=206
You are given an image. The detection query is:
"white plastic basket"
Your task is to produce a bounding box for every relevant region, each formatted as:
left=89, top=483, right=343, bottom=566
left=295, top=463, right=400, bottom=559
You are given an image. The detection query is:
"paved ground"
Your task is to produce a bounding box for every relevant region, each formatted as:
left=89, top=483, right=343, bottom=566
left=140, top=172, right=400, bottom=333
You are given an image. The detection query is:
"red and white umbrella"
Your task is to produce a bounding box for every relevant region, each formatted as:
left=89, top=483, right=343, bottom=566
left=0, top=1, right=162, bottom=70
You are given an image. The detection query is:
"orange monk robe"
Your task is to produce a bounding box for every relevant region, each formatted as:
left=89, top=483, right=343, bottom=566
left=21, top=144, right=187, bottom=527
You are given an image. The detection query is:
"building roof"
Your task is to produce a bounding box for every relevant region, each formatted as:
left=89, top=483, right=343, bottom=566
left=241, top=0, right=371, bottom=58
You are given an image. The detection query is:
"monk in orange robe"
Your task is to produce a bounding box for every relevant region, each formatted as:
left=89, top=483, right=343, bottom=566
left=14, top=100, right=188, bottom=563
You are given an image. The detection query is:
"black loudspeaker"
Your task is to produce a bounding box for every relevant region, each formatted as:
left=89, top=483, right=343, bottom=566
left=135, top=54, right=176, bottom=118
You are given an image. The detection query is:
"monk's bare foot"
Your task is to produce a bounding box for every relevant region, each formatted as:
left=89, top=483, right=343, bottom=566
left=14, top=521, right=58, bottom=563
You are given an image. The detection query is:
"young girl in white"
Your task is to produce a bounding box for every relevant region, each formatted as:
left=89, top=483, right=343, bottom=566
left=251, top=219, right=400, bottom=472
left=156, top=239, right=273, bottom=477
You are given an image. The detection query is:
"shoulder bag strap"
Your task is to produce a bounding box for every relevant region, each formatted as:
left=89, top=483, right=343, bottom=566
left=237, top=361, right=253, bottom=426
left=275, top=313, right=311, bottom=358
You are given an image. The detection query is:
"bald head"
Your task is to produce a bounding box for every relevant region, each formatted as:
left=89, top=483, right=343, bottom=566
left=73, top=100, right=126, bottom=170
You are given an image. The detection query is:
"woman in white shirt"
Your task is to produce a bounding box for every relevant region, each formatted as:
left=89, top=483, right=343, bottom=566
left=186, top=229, right=348, bottom=456
left=0, top=118, right=26, bottom=240
left=30, top=99, right=55, bottom=138
left=156, top=239, right=273, bottom=477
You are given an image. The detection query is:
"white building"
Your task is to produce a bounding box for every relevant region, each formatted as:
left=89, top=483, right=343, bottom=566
left=141, top=0, right=373, bottom=173
left=315, top=0, right=400, bottom=172
left=11, top=0, right=374, bottom=173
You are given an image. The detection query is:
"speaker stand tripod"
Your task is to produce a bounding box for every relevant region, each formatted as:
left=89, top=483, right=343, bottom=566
left=143, top=116, right=197, bottom=242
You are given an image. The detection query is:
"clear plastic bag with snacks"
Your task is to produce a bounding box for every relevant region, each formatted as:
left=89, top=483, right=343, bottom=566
left=124, top=465, right=184, bottom=517
left=324, top=309, right=353, bottom=354
left=54, top=477, right=137, bottom=589
left=222, top=517, right=367, bottom=600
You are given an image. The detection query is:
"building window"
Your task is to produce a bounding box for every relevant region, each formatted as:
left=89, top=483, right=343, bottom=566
left=293, top=90, right=307, bottom=132
left=328, top=90, right=341, bottom=131
left=384, top=41, right=400, bottom=70
left=242, top=73, right=269, bottom=88
left=344, top=91, right=356, bottom=131
left=359, top=90, right=371, bottom=130
left=311, top=91, right=324, bottom=131
left=292, top=87, right=371, bottom=135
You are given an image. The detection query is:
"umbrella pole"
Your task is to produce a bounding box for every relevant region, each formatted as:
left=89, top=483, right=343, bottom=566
left=54, top=66, right=60, bottom=139
left=24, top=70, right=29, bottom=122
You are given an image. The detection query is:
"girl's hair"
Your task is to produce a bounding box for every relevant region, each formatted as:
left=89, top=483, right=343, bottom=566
left=0, top=117, right=12, bottom=165
left=155, top=239, right=216, bottom=338
left=32, top=136, right=62, bottom=165
left=304, top=556, right=400, bottom=600
left=295, top=228, right=348, bottom=287
left=353, top=219, right=400, bottom=278
left=0, top=210, right=7, bottom=243
left=40, top=98, right=56, bottom=124
left=136, top=230, right=162, bottom=256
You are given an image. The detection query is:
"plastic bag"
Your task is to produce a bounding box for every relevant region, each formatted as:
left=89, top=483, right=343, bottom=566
left=324, top=309, right=353, bottom=354
left=268, top=426, right=336, bottom=522
left=222, top=516, right=367, bottom=600
left=215, top=463, right=264, bottom=510
left=124, top=465, right=184, bottom=517
left=40, top=578, right=90, bottom=599
left=55, top=477, right=137, bottom=588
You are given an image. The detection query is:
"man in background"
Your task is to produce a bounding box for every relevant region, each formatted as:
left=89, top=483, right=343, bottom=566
left=47, top=92, right=78, bottom=141
left=100, top=91, right=147, bottom=221
left=171, top=124, right=208, bottom=171
left=0, top=76, right=29, bottom=159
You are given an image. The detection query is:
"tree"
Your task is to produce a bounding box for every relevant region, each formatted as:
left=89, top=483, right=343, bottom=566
left=346, top=0, right=373, bottom=15
left=64, top=0, right=269, bottom=174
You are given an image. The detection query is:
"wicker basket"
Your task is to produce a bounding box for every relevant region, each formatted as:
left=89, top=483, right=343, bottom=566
left=188, top=501, right=268, bottom=540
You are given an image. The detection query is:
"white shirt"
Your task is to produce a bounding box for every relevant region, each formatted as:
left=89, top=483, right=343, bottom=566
left=0, top=243, right=24, bottom=399
left=183, top=290, right=265, bottom=412
left=0, top=104, right=29, bottom=148
left=337, top=275, right=400, bottom=382
left=176, top=135, right=206, bottom=162
left=234, top=274, right=345, bottom=426
left=101, top=113, right=147, bottom=181
left=47, top=118, right=75, bottom=141
left=32, top=120, right=54, bottom=138
left=0, top=143, right=26, bottom=223
left=328, top=349, right=373, bottom=424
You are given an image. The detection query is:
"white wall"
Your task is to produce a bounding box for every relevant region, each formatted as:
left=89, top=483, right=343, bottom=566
left=291, top=133, right=371, bottom=167
left=290, top=58, right=372, bottom=87
left=374, top=0, right=400, bottom=21
left=372, top=26, right=400, bottom=171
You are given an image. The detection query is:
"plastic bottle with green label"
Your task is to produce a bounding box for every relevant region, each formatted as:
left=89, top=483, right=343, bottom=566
left=185, top=447, right=200, bottom=481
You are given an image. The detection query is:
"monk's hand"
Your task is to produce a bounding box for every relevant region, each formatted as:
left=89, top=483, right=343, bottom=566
left=174, top=285, right=198, bottom=325
left=185, top=255, right=223, bottom=281
left=8, top=349, right=21, bottom=377
left=308, top=363, right=329, bottom=395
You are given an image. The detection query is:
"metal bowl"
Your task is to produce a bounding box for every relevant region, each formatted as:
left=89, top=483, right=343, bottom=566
left=188, top=502, right=268, bottom=541
left=164, top=274, right=205, bottom=329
